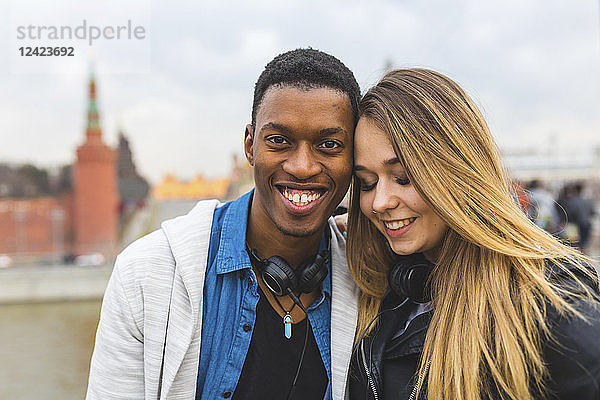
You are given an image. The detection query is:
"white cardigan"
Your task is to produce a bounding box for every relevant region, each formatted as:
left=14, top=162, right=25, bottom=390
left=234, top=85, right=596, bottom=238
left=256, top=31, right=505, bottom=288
left=86, top=199, right=359, bottom=400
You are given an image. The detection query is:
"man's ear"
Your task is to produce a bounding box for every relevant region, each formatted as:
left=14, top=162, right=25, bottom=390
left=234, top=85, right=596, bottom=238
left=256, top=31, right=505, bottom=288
left=244, top=124, right=254, bottom=166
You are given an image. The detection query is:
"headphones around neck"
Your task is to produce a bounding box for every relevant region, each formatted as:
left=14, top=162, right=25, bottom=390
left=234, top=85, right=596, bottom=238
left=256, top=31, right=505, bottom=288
left=247, top=229, right=331, bottom=297
left=388, top=253, right=434, bottom=303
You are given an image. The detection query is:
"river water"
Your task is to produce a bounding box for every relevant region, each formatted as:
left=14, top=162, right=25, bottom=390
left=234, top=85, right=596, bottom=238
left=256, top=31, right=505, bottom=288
left=0, top=300, right=101, bottom=400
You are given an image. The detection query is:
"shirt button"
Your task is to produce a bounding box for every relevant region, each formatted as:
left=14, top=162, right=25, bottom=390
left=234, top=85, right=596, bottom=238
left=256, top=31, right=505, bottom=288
left=222, top=391, right=232, bottom=398
left=243, top=323, right=252, bottom=332
left=248, top=277, right=254, bottom=285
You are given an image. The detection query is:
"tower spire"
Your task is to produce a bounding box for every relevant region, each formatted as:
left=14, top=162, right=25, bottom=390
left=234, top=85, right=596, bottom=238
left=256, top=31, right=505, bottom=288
left=85, top=71, right=103, bottom=144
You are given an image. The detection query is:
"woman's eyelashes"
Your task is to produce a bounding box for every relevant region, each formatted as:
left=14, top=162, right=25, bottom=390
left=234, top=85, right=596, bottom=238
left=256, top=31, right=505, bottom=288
left=359, top=180, right=376, bottom=192
left=395, top=176, right=410, bottom=186
left=356, top=175, right=410, bottom=191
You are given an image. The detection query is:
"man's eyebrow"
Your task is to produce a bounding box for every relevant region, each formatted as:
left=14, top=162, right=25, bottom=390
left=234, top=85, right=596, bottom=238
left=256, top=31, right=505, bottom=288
left=319, top=127, right=348, bottom=137
left=260, top=124, right=348, bottom=137
left=260, top=122, right=292, bottom=134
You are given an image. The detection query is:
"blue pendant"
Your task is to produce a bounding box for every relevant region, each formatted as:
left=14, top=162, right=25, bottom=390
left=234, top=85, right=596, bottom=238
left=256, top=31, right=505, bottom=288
left=284, top=313, right=292, bottom=339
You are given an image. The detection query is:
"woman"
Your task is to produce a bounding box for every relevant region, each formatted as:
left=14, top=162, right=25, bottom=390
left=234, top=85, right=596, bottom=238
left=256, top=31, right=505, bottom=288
left=346, top=69, right=600, bottom=400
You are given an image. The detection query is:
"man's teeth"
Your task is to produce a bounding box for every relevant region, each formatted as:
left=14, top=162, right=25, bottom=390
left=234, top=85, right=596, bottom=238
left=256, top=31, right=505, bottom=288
left=283, top=188, right=322, bottom=206
left=384, top=217, right=416, bottom=230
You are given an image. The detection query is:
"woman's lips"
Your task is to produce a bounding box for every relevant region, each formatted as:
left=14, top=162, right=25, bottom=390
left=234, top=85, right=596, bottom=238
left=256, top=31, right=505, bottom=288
left=383, top=217, right=416, bottom=237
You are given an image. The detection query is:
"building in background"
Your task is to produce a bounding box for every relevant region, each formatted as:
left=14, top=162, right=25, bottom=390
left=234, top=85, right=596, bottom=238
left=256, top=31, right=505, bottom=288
left=74, top=74, right=118, bottom=257
left=503, top=147, right=600, bottom=200
left=117, top=131, right=150, bottom=223
left=152, top=154, right=254, bottom=202
left=153, top=174, right=230, bottom=200
left=0, top=72, right=253, bottom=265
left=224, top=154, right=254, bottom=200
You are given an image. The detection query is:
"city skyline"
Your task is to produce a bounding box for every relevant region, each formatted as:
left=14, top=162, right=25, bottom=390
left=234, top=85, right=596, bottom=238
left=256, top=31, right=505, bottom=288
left=0, top=0, right=599, bottom=184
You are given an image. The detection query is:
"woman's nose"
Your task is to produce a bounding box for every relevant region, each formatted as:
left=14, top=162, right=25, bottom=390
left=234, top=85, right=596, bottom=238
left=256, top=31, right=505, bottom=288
left=371, top=180, right=399, bottom=214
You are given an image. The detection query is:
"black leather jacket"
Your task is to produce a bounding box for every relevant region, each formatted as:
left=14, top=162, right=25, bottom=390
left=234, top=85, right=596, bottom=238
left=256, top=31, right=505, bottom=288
left=349, top=264, right=600, bottom=400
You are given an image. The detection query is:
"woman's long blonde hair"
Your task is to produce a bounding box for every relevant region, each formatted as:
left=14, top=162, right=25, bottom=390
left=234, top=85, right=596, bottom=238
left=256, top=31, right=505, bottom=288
left=347, top=68, right=597, bottom=400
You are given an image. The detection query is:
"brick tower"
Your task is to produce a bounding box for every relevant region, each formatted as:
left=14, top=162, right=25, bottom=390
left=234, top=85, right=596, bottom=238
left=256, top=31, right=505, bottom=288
left=74, top=73, right=118, bottom=257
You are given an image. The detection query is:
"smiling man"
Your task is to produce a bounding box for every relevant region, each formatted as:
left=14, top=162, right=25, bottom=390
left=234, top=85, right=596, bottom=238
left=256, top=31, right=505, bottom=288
left=87, top=49, right=360, bottom=400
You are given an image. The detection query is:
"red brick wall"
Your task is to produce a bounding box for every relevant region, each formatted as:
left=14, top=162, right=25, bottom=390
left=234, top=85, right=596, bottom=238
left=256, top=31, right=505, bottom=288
left=0, top=196, right=73, bottom=258
left=74, top=143, right=118, bottom=257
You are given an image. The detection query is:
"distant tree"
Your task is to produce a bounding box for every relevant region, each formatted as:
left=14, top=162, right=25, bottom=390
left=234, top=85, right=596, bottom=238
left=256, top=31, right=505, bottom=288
left=17, top=164, right=50, bottom=196
left=58, top=165, right=73, bottom=193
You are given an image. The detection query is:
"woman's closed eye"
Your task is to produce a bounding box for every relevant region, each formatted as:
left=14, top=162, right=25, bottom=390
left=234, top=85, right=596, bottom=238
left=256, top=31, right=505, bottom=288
left=357, top=176, right=409, bottom=191
left=395, top=177, right=410, bottom=186
left=357, top=178, right=377, bottom=192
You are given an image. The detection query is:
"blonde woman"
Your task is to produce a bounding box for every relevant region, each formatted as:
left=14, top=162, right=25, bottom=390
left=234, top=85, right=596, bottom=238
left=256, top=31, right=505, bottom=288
left=346, top=69, right=600, bottom=400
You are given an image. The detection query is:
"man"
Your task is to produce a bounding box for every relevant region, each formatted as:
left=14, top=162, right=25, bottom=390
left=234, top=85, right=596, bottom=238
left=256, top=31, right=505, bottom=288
left=86, top=48, right=360, bottom=400
left=563, top=182, right=595, bottom=251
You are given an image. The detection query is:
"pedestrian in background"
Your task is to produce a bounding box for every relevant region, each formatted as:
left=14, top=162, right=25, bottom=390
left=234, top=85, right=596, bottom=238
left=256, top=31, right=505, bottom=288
left=526, top=179, right=560, bottom=234
left=565, top=182, right=595, bottom=252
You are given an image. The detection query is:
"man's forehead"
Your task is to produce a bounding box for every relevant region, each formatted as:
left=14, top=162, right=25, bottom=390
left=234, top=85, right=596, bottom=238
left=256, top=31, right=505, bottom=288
left=256, top=85, right=352, bottom=122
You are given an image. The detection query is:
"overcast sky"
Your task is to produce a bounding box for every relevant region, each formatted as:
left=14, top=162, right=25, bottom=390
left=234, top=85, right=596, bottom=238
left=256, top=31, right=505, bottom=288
left=0, top=0, right=599, bottom=184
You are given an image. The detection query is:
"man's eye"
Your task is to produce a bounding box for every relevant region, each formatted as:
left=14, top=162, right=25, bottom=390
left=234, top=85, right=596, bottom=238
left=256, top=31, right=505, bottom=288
left=267, top=136, right=287, bottom=145
left=319, top=140, right=342, bottom=150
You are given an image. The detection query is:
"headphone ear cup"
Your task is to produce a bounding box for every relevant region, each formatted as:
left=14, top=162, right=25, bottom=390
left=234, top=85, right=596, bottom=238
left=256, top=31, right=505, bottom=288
left=388, top=254, right=433, bottom=303
left=403, top=264, right=431, bottom=303
left=261, top=256, right=298, bottom=296
left=297, top=250, right=329, bottom=294
left=388, top=264, right=407, bottom=298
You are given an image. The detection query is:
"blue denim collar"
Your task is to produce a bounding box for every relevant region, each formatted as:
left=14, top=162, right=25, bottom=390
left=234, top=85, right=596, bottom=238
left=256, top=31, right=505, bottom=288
left=214, top=190, right=253, bottom=274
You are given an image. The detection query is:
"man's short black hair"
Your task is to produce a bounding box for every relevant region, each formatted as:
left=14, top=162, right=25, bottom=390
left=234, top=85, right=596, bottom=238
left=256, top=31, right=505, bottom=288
left=252, top=48, right=360, bottom=129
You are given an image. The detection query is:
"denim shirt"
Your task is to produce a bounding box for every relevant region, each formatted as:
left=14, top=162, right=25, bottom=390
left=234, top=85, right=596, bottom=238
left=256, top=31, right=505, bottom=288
left=196, top=191, right=332, bottom=399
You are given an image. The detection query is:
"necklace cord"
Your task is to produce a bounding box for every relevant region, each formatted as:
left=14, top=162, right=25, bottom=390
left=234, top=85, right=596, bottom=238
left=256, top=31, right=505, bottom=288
left=286, top=291, right=309, bottom=400
left=273, top=292, right=296, bottom=315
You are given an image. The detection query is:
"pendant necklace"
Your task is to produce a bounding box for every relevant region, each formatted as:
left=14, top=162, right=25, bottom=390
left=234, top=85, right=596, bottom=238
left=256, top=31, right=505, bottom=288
left=273, top=295, right=296, bottom=339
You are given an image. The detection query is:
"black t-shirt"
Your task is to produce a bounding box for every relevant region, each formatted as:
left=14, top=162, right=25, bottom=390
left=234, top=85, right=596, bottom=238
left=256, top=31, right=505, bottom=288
left=232, top=287, right=328, bottom=400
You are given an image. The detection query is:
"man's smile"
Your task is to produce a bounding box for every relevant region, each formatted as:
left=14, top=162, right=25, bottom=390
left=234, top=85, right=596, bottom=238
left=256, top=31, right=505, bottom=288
left=281, top=187, right=323, bottom=206
left=275, top=185, right=328, bottom=214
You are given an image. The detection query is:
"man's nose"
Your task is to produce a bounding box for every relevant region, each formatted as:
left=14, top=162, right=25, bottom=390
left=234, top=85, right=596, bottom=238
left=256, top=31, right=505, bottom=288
left=282, top=143, right=321, bottom=180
